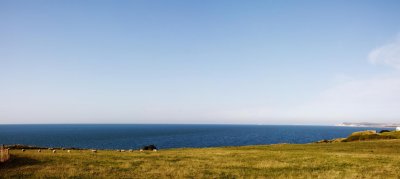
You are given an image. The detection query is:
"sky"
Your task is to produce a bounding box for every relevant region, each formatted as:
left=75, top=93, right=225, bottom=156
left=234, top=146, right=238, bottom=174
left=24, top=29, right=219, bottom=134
left=1, top=0, right=400, bottom=125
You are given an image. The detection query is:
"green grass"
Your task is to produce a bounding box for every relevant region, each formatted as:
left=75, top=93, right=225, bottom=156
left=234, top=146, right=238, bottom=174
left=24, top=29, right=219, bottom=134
left=343, top=131, right=400, bottom=142
left=381, top=131, right=400, bottom=138
left=1, top=140, right=400, bottom=178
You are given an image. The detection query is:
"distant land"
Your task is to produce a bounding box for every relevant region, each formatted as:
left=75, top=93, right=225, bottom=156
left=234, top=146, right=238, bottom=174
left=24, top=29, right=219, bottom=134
left=336, top=122, right=400, bottom=128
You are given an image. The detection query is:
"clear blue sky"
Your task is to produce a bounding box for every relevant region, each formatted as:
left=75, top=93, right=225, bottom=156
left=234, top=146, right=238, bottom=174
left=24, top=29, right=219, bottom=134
left=1, top=0, right=400, bottom=124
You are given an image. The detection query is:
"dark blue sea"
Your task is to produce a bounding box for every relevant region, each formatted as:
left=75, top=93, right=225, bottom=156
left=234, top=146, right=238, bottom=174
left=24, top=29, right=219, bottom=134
left=0, top=124, right=391, bottom=149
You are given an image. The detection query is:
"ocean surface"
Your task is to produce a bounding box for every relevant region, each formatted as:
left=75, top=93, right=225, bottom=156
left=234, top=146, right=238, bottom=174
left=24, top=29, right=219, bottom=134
left=0, top=124, right=391, bottom=149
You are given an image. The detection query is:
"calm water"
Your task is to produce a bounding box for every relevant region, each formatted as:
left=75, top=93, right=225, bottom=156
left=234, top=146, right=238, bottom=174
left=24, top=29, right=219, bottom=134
left=0, top=124, right=390, bottom=149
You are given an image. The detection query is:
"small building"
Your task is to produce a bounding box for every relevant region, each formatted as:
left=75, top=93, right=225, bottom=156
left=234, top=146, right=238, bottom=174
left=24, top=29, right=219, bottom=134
left=396, top=127, right=400, bottom=131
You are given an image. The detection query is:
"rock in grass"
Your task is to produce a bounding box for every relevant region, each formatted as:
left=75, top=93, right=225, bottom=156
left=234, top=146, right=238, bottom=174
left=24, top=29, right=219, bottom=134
left=142, top=145, right=157, bottom=151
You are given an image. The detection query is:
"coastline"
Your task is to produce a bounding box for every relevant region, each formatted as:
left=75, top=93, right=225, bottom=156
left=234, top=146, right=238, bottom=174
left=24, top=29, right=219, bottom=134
left=5, top=129, right=400, bottom=150
left=1, top=124, right=392, bottom=150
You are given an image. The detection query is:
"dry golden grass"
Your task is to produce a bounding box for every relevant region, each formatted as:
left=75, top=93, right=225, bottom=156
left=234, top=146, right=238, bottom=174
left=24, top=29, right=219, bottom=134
left=1, top=140, right=400, bottom=178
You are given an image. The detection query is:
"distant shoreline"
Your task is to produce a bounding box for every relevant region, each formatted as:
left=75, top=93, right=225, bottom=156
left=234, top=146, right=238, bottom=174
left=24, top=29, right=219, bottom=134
left=336, top=122, right=399, bottom=128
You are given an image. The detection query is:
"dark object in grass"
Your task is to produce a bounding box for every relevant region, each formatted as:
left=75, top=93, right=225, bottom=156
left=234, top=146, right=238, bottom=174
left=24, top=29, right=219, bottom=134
left=379, top=130, right=391, bottom=133
left=142, top=145, right=157, bottom=150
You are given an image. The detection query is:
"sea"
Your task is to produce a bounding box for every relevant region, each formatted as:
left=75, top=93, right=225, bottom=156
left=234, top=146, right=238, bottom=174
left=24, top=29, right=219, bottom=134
left=0, top=124, right=391, bottom=150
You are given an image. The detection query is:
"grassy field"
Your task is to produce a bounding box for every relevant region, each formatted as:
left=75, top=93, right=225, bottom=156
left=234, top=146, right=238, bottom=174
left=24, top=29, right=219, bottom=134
left=1, top=140, right=400, bottom=178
